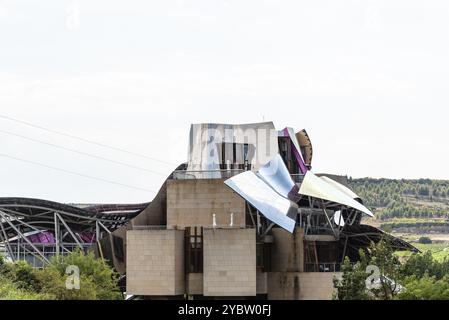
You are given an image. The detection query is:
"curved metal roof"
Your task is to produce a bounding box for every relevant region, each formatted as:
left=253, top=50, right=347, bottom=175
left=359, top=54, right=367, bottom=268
left=0, top=197, right=148, bottom=239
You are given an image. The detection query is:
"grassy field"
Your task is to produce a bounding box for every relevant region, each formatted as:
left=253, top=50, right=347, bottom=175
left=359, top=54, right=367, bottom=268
left=396, top=242, right=449, bottom=261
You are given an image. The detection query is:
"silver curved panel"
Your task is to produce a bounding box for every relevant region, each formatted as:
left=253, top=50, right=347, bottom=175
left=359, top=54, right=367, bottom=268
left=225, top=171, right=297, bottom=233
left=257, top=154, right=295, bottom=199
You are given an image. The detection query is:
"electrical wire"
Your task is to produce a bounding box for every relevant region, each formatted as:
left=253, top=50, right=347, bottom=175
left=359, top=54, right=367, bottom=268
left=0, top=114, right=178, bottom=166
left=0, top=153, right=156, bottom=193
left=0, top=128, right=169, bottom=177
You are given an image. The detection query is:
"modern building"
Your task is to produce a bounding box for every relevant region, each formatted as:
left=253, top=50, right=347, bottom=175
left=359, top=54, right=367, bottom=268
left=95, top=122, right=415, bottom=300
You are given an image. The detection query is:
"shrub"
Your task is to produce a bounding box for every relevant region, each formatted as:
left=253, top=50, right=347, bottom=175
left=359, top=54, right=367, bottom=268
left=418, top=237, right=433, bottom=244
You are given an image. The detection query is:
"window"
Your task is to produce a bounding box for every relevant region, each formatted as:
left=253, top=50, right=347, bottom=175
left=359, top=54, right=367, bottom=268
left=185, top=227, right=203, bottom=273
left=304, top=241, right=340, bottom=272
left=220, top=142, right=252, bottom=170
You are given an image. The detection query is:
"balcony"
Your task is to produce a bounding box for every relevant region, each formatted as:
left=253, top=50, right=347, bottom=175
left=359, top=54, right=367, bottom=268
left=173, top=169, right=305, bottom=182
left=172, top=169, right=244, bottom=180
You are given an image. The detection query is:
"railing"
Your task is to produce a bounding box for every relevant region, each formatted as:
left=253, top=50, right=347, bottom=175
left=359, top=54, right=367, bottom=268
left=305, top=263, right=341, bottom=273
left=5, top=243, right=94, bottom=269
left=301, top=226, right=337, bottom=236
left=172, top=169, right=244, bottom=180
left=173, top=170, right=305, bottom=181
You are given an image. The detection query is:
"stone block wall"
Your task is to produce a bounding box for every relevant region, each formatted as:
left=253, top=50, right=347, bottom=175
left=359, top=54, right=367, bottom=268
left=126, top=229, right=184, bottom=296
left=203, top=228, right=256, bottom=296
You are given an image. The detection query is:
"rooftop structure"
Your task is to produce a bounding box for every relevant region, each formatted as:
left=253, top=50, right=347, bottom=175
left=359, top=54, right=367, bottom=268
left=95, top=122, right=415, bottom=300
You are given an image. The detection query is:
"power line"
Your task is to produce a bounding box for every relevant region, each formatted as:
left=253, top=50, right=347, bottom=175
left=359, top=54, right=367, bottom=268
left=0, top=129, right=168, bottom=177
left=0, top=114, right=178, bottom=167
left=0, top=153, right=156, bottom=193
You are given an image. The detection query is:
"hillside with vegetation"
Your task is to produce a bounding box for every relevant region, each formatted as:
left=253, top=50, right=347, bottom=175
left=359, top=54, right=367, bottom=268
left=348, top=178, right=449, bottom=257
left=348, top=178, right=449, bottom=220
left=337, top=179, right=449, bottom=299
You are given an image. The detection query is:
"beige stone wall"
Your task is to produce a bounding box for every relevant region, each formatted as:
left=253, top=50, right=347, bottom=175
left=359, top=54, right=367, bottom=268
left=267, top=272, right=341, bottom=300
left=271, top=227, right=305, bottom=272
left=126, top=229, right=185, bottom=296
left=203, top=228, right=256, bottom=297
left=174, top=230, right=185, bottom=294
left=167, top=179, right=246, bottom=229
left=187, top=273, right=203, bottom=295
left=131, top=181, right=167, bottom=227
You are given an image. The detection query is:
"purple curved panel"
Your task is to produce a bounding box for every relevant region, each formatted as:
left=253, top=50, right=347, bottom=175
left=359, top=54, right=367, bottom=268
left=27, top=231, right=55, bottom=244
left=79, top=232, right=96, bottom=243
left=283, top=127, right=307, bottom=174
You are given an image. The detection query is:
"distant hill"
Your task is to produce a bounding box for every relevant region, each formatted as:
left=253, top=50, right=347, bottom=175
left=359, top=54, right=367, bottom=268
left=348, top=178, right=449, bottom=221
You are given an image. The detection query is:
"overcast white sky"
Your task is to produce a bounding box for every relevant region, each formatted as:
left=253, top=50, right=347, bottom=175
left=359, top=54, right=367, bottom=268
left=0, top=0, right=448, bottom=203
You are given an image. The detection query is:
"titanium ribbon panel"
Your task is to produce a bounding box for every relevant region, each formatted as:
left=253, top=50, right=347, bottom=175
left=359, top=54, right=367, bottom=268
left=258, top=154, right=297, bottom=200
left=225, top=155, right=298, bottom=233
left=298, top=171, right=374, bottom=217
left=319, top=176, right=361, bottom=202
left=225, top=171, right=297, bottom=233
left=282, top=127, right=308, bottom=174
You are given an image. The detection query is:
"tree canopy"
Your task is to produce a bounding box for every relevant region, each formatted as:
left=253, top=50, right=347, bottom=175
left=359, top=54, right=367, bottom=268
left=0, top=250, right=122, bottom=300
left=334, top=239, right=449, bottom=300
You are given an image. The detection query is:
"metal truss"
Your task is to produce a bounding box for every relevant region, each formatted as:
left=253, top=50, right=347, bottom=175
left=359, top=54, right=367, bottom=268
left=0, top=198, right=148, bottom=267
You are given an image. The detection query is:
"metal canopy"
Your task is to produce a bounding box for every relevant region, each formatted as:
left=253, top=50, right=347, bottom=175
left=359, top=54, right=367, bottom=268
left=0, top=197, right=148, bottom=267
left=342, top=224, right=418, bottom=253
left=298, top=171, right=374, bottom=217
left=257, top=154, right=299, bottom=201
left=319, top=176, right=361, bottom=202
left=225, top=170, right=297, bottom=233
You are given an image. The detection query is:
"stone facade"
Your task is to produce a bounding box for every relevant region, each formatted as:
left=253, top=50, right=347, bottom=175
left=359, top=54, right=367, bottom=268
left=123, top=181, right=342, bottom=300
left=167, top=179, right=246, bottom=229
left=203, top=228, right=256, bottom=296
left=126, top=229, right=184, bottom=296
left=271, top=227, right=305, bottom=272
left=267, top=272, right=341, bottom=300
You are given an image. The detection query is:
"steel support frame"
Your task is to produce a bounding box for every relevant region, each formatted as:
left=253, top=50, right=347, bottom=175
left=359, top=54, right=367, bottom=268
left=0, top=211, right=50, bottom=264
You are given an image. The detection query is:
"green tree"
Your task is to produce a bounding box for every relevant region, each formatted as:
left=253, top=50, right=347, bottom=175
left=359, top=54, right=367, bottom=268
left=0, top=255, right=13, bottom=278
left=1, top=251, right=123, bottom=300
left=333, top=255, right=371, bottom=300
left=11, top=260, right=42, bottom=291
left=418, top=237, right=432, bottom=245
left=0, top=277, right=51, bottom=300
left=398, top=275, right=449, bottom=300
left=37, top=250, right=123, bottom=300
left=367, top=240, right=402, bottom=300
left=334, top=239, right=402, bottom=300
left=36, top=267, right=98, bottom=300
